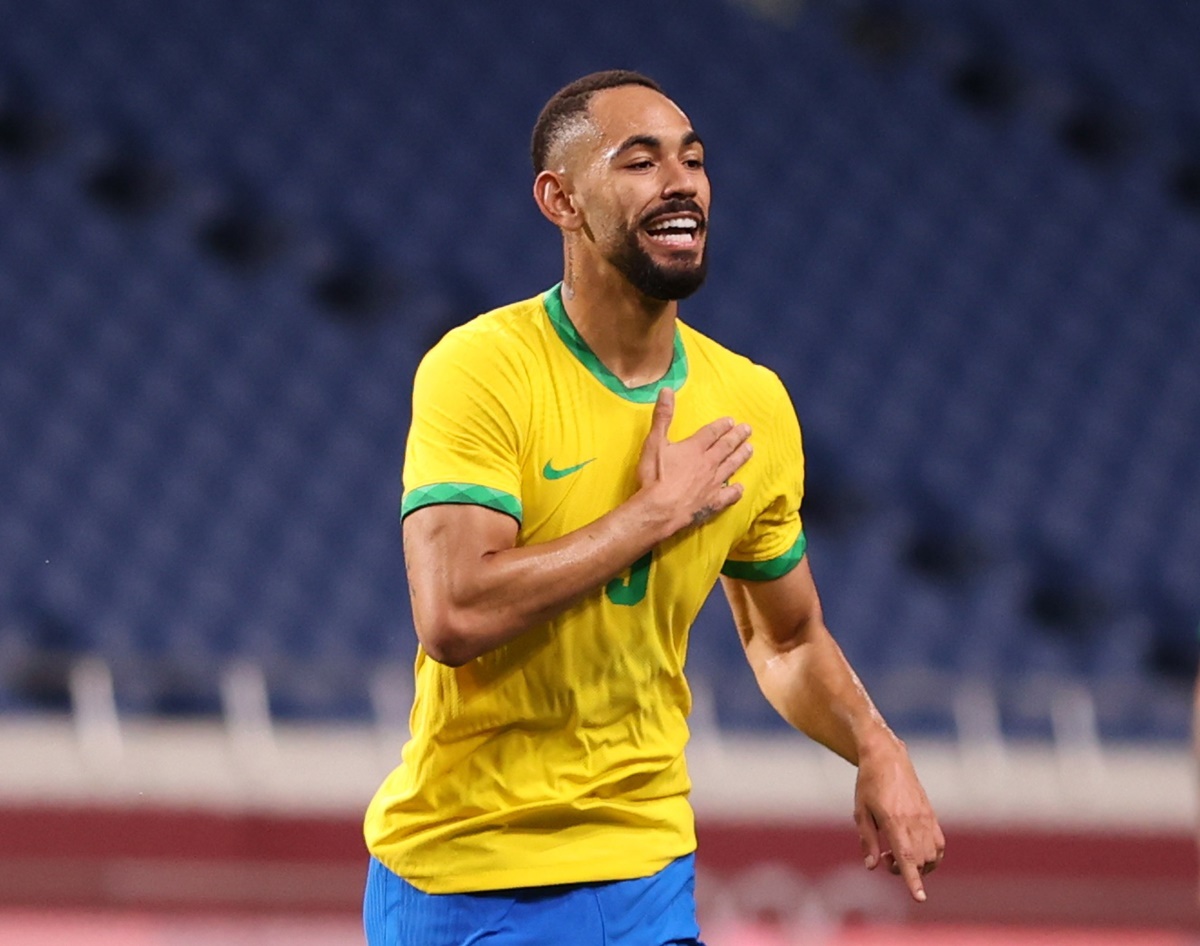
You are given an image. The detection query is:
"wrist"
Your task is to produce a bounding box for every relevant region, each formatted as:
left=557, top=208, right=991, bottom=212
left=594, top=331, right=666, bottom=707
left=854, top=723, right=905, bottom=767
left=627, top=486, right=687, bottom=543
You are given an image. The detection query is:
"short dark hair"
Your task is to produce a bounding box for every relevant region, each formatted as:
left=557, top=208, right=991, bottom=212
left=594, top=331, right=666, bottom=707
left=530, top=69, right=665, bottom=173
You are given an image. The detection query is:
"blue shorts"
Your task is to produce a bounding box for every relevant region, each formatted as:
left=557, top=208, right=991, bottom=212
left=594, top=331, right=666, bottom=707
left=363, top=853, right=704, bottom=946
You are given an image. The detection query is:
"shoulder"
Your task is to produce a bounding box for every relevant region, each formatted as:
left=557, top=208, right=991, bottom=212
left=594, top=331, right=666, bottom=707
left=677, top=320, right=795, bottom=418
left=418, top=292, right=548, bottom=385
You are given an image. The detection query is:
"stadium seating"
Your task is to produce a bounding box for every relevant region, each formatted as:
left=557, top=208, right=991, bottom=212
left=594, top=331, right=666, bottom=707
left=0, top=0, right=1196, bottom=741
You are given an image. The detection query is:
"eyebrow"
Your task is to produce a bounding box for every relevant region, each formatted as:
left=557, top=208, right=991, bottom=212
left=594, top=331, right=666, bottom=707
left=611, top=130, right=705, bottom=158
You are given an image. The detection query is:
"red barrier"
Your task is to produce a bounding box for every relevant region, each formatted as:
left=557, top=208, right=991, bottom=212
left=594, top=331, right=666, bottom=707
left=0, top=806, right=1195, bottom=931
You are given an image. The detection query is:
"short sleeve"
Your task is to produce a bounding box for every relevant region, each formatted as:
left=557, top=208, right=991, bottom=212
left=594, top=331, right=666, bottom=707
left=721, top=373, right=806, bottom=581
left=400, top=328, right=526, bottom=524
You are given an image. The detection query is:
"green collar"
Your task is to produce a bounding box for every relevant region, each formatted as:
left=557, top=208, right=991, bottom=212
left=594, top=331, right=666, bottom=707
left=542, top=283, right=688, bottom=404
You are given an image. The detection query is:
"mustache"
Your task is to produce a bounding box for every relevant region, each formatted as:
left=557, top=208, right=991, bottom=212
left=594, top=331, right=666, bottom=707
left=639, top=199, right=707, bottom=230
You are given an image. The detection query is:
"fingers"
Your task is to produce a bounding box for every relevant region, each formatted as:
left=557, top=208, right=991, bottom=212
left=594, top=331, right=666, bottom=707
left=704, top=425, right=752, bottom=515
left=928, top=827, right=946, bottom=878
left=700, top=421, right=752, bottom=488
left=882, top=825, right=945, bottom=903
left=858, top=803, right=943, bottom=903
left=872, top=826, right=925, bottom=901
left=648, top=386, right=675, bottom=445
left=855, top=807, right=883, bottom=872
left=712, top=482, right=745, bottom=513
left=690, top=414, right=737, bottom=449
left=715, top=440, right=753, bottom=486
left=679, top=414, right=749, bottom=467
left=897, top=854, right=927, bottom=903
left=644, top=408, right=751, bottom=528
left=710, top=421, right=751, bottom=458
left=930, top=824, right=946, bottom=873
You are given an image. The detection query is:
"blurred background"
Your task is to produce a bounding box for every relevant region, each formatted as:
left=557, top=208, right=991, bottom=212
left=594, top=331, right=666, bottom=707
left=1, top=0, right=1198, bottom=943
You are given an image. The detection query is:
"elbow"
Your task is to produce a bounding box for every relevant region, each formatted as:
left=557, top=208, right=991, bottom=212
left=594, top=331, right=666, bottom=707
left=425, top=648, right=473, bottom=668
left=414, top=605, right=490, bottom=667
left=418, top=635, right=474, bottom=668
left=415, top=619, right=474, bottom=667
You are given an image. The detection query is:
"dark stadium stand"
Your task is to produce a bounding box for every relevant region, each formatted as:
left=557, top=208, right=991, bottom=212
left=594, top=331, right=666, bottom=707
left=1, top=0, right=1197, bottom=740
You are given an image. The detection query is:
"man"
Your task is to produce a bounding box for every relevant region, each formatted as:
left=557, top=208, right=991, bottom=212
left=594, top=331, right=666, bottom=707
left=363, top=69, right=944, bottom=945
left=1194, top=635, right=1200, bottom=904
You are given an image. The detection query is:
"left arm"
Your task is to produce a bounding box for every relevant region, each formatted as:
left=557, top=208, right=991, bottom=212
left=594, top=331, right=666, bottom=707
left=1193, top=666, right=1200, bottom=904
left=721, top=557, right=946, bottom=902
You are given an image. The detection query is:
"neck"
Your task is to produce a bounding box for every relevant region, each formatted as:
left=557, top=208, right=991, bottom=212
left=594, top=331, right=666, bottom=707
left=560, top=243, right=678, bottom=389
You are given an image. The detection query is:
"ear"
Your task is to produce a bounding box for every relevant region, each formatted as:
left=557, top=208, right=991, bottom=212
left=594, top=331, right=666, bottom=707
left=533, top=170, right=584, bottom=232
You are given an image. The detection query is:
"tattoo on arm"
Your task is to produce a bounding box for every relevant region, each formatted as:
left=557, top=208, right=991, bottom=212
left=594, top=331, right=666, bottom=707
left=691, top=504, right=717, bottom=526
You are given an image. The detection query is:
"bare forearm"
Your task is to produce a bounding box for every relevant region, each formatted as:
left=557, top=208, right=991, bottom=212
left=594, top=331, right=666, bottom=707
left=410, top=392, right=752, bottom=666
left=1193, top=678, right=1200, bottom=812
left=747, top=625, right=897, bottom=765
left=411, top=492, right=677, bottom=665
left=471, top=498, right=670, bottom=632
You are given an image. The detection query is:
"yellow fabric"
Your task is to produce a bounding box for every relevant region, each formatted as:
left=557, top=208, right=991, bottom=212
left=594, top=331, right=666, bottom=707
left=364, top=285, right=805, bottom=893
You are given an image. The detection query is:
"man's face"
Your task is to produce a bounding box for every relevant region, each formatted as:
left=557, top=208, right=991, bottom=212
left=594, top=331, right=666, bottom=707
left=570, top=86, right=710, bottom=301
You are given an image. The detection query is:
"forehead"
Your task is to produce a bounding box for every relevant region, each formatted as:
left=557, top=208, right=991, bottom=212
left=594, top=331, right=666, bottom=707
left=586, top=85, right=697, bottom=151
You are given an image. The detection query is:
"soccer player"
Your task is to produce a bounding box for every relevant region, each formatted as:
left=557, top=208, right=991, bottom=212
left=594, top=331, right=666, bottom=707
left=363, top=69, right=944, bottom=945
left=1194, top=638, right=1200, bottom=904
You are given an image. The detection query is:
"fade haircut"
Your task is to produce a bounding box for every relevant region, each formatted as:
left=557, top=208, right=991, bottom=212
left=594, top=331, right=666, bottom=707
left=531, top=69, right=665, bottom=173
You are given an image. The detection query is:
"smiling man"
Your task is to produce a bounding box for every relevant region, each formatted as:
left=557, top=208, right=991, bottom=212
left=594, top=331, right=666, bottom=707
left=362, top=70, right=944, bottom=946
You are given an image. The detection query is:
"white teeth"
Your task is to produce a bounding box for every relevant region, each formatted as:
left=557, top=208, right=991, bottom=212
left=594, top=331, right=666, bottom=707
left=647, top=216, right=698, bottom=232
left=652, top=232, right=695, bottom=245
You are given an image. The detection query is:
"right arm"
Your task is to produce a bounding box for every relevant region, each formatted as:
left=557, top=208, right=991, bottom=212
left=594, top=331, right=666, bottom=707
left=1194, top=666, right=1200, bottom=903
left=405, top=387, right=752, bottom=666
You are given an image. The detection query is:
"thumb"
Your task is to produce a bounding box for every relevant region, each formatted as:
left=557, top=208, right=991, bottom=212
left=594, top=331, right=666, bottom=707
left=856, top=807, right=883, bottom=871
left=649, top=386, right=675, bottom=444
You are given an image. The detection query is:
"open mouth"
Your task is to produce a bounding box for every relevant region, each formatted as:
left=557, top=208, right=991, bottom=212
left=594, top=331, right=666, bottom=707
left=643, top=214, right=704, bottom=249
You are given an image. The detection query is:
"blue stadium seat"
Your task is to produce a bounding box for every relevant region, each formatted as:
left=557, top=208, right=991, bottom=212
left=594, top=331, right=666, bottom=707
left=0, top=0, right=1196, bottom=739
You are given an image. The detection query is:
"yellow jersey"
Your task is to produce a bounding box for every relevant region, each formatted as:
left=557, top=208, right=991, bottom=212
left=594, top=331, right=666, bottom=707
left=364, top=284, right=806, bottom=893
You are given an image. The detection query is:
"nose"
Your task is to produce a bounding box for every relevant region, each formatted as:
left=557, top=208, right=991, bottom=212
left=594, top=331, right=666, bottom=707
left=661, top=158, right=699, bottom=199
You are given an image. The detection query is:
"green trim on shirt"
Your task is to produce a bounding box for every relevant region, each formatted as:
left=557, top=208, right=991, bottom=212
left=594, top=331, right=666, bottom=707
left=401, top=483, right=523, bottom=523
left=542, top=283, right=688, bottom=403
left=721, top=530, right=808, bottom=581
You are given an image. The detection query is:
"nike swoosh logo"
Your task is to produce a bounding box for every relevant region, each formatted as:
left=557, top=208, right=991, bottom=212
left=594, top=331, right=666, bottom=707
left=542, top=458, right=595, bottom=480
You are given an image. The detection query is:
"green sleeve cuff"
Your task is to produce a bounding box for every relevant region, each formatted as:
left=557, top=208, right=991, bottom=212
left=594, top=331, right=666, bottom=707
left=721, top=530, right=807, bottom=581
left=401, top=482, right=522, bottom=523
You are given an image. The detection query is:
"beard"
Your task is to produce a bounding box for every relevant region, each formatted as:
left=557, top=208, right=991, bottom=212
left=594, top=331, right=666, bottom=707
left=607, top=206, right=708, bottom=301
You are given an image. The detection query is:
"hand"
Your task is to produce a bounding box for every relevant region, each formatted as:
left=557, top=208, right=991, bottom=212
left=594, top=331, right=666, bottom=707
left=636, top=386, right=752, bottom=535
left=853, top=738, right=945, bottom=903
